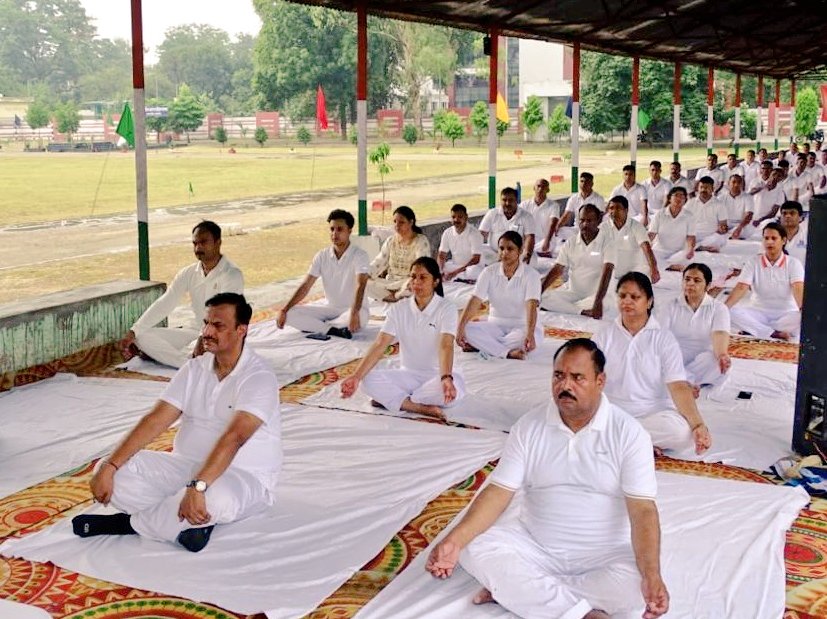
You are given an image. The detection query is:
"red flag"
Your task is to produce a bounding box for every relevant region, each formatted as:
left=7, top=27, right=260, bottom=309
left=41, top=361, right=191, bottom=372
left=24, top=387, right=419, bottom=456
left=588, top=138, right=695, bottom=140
left=316, top=85, right=329, bottom=131
left=821, top=84, right=827, bottom=122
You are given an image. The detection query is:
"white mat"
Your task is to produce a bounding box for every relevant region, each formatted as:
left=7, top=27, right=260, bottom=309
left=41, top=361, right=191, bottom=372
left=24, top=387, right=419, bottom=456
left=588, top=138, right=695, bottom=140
left=356, top=472, right=808, bottom=619
left=0, top=406, right=506, bottom=619
left=300, top=339, right=566, bottom=431
left=118, top=319, right=382, bottom=386
left=0, top=374, right=165, bottom=499
left=0, top=600, right=51, bottom=619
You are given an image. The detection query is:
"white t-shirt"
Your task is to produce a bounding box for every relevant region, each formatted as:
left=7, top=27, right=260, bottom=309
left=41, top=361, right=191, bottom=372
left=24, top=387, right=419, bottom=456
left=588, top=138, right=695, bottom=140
left=807, top=164, right=826, bottom=194
left=520, top=198, right=562, bottom=243
left=747, top=175, right=770, bottom=194
left=736, top=253, right=804, bottom=311
left=695, top=166, right=724, bottom=191
left=308, top=244, right=370, bottom=310
left=555, top=230, right=615, bottom=295
left=668, top=175, right=692, bottom=193
left=719, top=191, right=755, bottom=225
left=786, top=169, right=813, bottom=204
left=381, top=294, right=457, bottom=372
left=473, top=262, right=541, bottom=324
left=642, top=178, right=673, bottom=212
left=658, top=295, right=730, bottom=364
left=743, top=160, right=761, bottom=188
left=752, top=185, right=786, bottom=220
left=438, top=224, right=484, bottom=266
left=786, top=223, right=808, bottom=266
left=479, top=207, right=537, bottom=251
left=133, top=257, right=245, bottom=332
left=610, top=183, right=647, bottom=218
left=649, top=207, right=697, bottom=253
left=162, top=347, right=281, bottom=492
left=601, top=217, right=650, bottom=276
left=685, top=196, right=725, bottom=238
left=592, top=317, right=687, bottom=416
left=565, top=191, right=607, bottom=215
left=720, top=163, right=746, bottom=184
left=490, top=395, right=656, bottom=553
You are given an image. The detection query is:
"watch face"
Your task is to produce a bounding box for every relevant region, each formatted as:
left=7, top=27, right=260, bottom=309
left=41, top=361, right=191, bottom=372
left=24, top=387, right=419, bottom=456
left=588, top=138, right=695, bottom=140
left=195, top=480, right=207, bottom=492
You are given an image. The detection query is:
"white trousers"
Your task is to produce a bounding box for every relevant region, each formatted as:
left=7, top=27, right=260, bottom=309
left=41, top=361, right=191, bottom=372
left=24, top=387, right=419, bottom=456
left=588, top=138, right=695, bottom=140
left=460, top=520, right=642, bottom=619
left=541, top=287, right=615, bottom=317
left=638, top=410, right=693, bottom=452
left=465, top=320, right=544, bottom=359
left=696, top=232, right=728, bottom=251
left=444, top=259, right=484, bottom=280
left=652, top=246, right=690, bottom=265
left=684, top=350, right=728, bottom=387
left=110, top=450, right=271, bottom=543
left=366, top=277, right=409, bottom=301
left=134, top=327, right=199, bottom=368
left=730, top=306, right=801, bottom=340
left=285, top=303, right=369, bottom=333
left=360, top=368, right=466, bottom=413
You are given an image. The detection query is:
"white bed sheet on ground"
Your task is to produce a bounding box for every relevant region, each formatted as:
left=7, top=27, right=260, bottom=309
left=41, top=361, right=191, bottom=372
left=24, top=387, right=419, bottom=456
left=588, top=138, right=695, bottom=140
left=0, top=374, right=165, bottom=500
left=300, top=339, right=565, bottom=431
left=117, top=318, right=383, bottom=385
left=0, top=406, right=506, bottom=619
left=0, top=600, right=51, bottom=619
left=356, top=472, right=808, bottom=619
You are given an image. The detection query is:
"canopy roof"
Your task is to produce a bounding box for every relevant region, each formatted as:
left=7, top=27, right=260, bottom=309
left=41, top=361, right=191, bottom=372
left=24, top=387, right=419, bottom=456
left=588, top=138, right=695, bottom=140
left=289, top=0, right=827, bottom=79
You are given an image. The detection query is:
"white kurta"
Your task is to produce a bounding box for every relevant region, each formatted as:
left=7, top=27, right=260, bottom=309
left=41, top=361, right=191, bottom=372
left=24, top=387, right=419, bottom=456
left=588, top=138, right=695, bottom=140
left=479, top=207, right=537, bottom=261
left=685, top=195, right=727, bottom=250
left=110, top=347, right=280, bottom=543
left=642, top=177, right=673, bottom=213
left=694, top=166, right=724, bottom=191
left=520, top=197, right=561, bottom=247
left=719, top=191, right=755, bottom=227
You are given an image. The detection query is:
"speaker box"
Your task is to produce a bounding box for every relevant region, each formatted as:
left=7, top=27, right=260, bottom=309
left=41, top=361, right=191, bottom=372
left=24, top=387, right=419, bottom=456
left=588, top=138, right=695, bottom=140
left=793, top=194, right=827, bottom=456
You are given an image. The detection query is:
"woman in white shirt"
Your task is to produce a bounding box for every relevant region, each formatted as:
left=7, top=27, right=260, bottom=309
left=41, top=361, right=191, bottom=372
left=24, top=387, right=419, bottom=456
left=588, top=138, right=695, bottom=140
left=647, top=186, right=696, bottom=264
left=725, top=222, right=804, bottom=341
left=592, top=271, right=711, bottom=454
left=367, top=206, right=431, bottom=302
left=341, top=257, right=464, bottom=420
left=456, top=231, right=542, bottom=360
left=658, top=263, right=731, bottom=391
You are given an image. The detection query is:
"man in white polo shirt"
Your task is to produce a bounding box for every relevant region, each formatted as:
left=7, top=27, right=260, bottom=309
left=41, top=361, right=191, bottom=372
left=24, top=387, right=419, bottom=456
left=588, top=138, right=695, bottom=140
left=693, top=154, right=724, bottom=195
left=685, top=176, right=728, bottom=252
left=667, top=161, right=692, bottom=193
left=602, top=195, right=660, bottom=283
left=541, top=204, right=615, bottom=319
left=742, top=149, right=760, bottom=188
left=557, top=171, right=607, bottom=236
left=479, top=186, right=536, bottom=265
left=73, top=293, right=280, bottom=553
left=741, top=168, right=786, bottom=237
left=720, top=175, right=755, bottom=239
left=648, top=186, right=696, bottom=265
left=277, top=209, right=369, bottom=339
left=437, top=203, right=484, bottom=281
left=611, top=164, right=649, bottom=225
left=426, top=338, right=669, bottom=619
left=780, top=201, right=808, bottom=266
left=786, top=154, right=815, bottom=209
left=519, top=178, right=561, bottom=256
left=720, top=153, right=745, bottom=185
left=122, top=221, right=244, bottom=368
left=642, top=160, right=673, bottom=216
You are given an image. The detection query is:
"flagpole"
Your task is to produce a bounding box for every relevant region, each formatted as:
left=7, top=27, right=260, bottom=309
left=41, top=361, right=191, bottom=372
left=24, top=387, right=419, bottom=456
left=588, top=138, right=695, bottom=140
left=487, top=28, right=498, bottom=209
left=631, top=56, right=639, bottom=168
left=570, top=42, right=580, bottom=194
left=356, top=3, right=368, bottom=235
left=131, top=0, right=150, bottom=280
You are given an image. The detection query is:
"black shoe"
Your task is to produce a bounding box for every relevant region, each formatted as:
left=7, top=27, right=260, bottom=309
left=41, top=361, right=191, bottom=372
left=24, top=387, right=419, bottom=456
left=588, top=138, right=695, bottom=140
left=327, top=327, right=353, bottom=339
left=177, top=525, right=215, bottom=552
left=72, top=513, right=136, bottom=537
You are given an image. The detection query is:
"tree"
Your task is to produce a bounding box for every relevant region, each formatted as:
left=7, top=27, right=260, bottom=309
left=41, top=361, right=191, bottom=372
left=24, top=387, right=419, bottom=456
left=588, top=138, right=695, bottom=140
left=580, top=53, right=631, bottom=138
left=438, top=110, right=466, bottom=147
left=547, top=103, right=571, bottom=143
left=54, top=101, right=80, bottom=141
left=254, top=126, right=269, bottom=147
left=497, top=119, right=509, bottom=138
left=739, top=109, right=757, bottom=141
left=168, top=84, right=206, bottom=143
left=470, top=100, right=489, bottom=145
left=25, top=99, right=50, bottom=131
left=402, top=124, right=419, bottom=146
left=77, top=38, right=132, bottom=103
left=795, top=87, right=819, bottom=140
left=296, top=126, right=312, bottom=145
left=214, top=126, right=228, bottom=148
left=144, top=98, right=170, bottom=143
left=369, top=142, right=392, bottom=210
left=522, top=95, right=544, bottom=141
left=158, top=25, right=235, bottom=101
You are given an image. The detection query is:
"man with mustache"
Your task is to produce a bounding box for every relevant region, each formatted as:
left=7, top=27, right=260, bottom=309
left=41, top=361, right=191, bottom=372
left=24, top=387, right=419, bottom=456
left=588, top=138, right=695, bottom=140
left=73, top=293, right=280, bottom=553
left=121, top=221, right=244, bottom=368
left=427, top=338, right=668, bottom=619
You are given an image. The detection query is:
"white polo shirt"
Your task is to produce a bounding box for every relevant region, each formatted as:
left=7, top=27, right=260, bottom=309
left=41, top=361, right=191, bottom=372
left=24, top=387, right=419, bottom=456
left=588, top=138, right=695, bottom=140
left=479, top=207, right=537, bottom=251
left=642, top=177, right=673, bottom=212
left=555, top=230, right=615, bottom=296
left=685, top=195, right=725, bottom=238
left=162, top=346, right=281, bottom=492
left=807, top=163, right=826, bottom=193
left=719, top=191, right=755, bottom=225
left=601, top=217, right=650, bottom=276
left=381, top=294, right=457, bottom=373
left=786, top=169, right=813, bottom=204
left=308, top=244, right=370, bottom=310
left=133, top=256, right=245, bottom=333
left=668, top=175, right=692, bottom=193
left=748, top=175, right=770, bottom=194
left=649, top=206, right=697, bottom=253
left=737, top=253, right=804, bottom=312
left=438, top=224, right=484, bottom=265
left=473, top=262, right=541, bottom=324
left=720, top=163, right=746, bottom=184
left=743, top=160, right=761, bottom=187
left=610, top=183, right=647, bottom=218
left=752, top=185, right=787, bottom=220
left=695, top=166, right=724, bottom=190
left=786, top=223, right=808, bottom=266
left=592, top=317, right=687, bottom=416
left=520, top=198, right=562, bottom=243
left=657, top=294, right=730, bottom=364
left=565, top=191, right=607, bottom=215
left=490, top=395, right=656, bottom=553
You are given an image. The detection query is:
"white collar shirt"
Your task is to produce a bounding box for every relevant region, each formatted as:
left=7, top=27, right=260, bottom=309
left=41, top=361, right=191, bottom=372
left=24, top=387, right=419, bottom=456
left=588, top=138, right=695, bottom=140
left=489, top=395, right=656, bottom=553
left=592, top=316, right=687, bottom=416
left=555, top=230, right=614, bottom=295
left=438, top=224, right=484, bottom=265
left=479, top=207, right=537, bottom=250
left=668, top=175, right=692, bottom=192
left=752, top=185, right=786, bottom=220
left=737, top=253, right=804, bottom=311
left=381, top=294, right=457, bottom=372
left=520, top=198, right=562, bottom=241
left=308, top=244, right=370, bottom=310
left=743, top=160, right=760, bottom=187
left=610, top=183, right=647, bottom=218
left=720, top=191, right=755, bottom=224
left=657, top=294, right=731, bottom=363
left=695, top=166, right=724, bottom=188
left=473, top=262, right=541, bottom=323
left=685, top=195, right=725, bottom=238
left=161, top=346, right=281, bottom=492
left=648, top=206, right=697, bottom=253
left=642, top=177, right=673, bottom=212
left=721, top=164, right=746, bottom=183
left=601, top=217, right=650, bottom=276
left=565, top=191, right=606, bottom=214
left=786, top=223, right=808, bottom=266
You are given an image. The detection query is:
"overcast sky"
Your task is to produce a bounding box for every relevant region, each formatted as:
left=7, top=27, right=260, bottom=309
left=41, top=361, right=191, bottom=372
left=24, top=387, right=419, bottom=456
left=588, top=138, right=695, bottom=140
left=79, top=0, right=262, bottom=62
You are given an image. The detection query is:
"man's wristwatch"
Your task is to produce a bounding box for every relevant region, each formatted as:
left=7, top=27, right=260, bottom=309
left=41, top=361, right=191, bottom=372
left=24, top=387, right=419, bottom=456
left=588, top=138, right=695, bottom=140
left=186, top=479, right=208, bottom=492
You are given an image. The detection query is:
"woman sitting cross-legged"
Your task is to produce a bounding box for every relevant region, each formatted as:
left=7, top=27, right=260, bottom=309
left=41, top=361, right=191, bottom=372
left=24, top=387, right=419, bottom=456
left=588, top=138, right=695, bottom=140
left=340, top=257, right=465, bottom=420
left=456, top=231, right=543, bottom=360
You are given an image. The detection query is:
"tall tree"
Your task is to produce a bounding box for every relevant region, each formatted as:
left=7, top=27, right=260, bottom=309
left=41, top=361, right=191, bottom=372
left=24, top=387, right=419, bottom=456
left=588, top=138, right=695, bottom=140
left=521, top=95, right=544, bottom=141
left=25, top=99, right=50, bottom=131
left=168, top=84, right=206, bottom=142
left=158, top=25, right=235, bottom=101
left=54, top=101, right=80, bottom=141
left=795, top=87, right=819, bottom=139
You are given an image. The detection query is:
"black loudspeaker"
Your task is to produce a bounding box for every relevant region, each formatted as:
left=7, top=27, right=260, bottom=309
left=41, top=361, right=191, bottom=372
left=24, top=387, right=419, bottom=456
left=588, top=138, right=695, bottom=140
left=483, top=36, right=491, bottom=56
left=793, top=194, right=827, bottom=456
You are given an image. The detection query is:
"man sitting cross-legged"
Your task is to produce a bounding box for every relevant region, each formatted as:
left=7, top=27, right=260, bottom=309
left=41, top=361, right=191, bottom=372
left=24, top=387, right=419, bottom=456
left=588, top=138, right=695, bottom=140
left=277, top=209, right=369, bottom=339
left=73, top=293, right=281, bottom=553
left=426, top=338, right=669, bottom=619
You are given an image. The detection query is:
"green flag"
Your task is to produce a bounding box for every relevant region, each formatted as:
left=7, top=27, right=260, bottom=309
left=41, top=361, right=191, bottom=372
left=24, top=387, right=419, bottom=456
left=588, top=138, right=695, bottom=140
left=638, top=108, right=651, bottom=132
left=115, top=102, right=135, bottom=147
left=188, top=182, right=194, bottom=197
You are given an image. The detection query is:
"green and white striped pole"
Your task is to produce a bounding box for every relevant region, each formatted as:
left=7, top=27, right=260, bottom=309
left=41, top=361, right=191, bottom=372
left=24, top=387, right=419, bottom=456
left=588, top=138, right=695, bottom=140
left=570, top=42, right=580, bottom=192
left=130, top=0, right=149, bottom=279
left=487, top=28, right=499, bottom=209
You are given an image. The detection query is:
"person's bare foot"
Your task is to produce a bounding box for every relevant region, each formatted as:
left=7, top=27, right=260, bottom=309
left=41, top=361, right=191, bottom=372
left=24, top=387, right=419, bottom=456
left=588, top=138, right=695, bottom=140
left=472, top=588, right=495, bottom=605
left=461, top=342, right=479, bottom=353
left=383, top=293, right=399, bottom=303
left=666, top=264, right=684, bottom=272
left=653, top=446, right=665, bottom=458
left=696, top=246, right=720, bottom=253
left=584, top=611, right=610, bottom=619
left=400, top=398, right=446, bottom=421
left=506, top=348, right=526, bottom=360
left=771, top=330, right=792, bottom=341
left=691, top=384, right=701, bottom=399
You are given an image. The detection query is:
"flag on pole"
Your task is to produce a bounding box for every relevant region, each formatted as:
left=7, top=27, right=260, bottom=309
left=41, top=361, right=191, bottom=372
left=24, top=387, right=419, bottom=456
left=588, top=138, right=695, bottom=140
left=316, top=85, right=329, bottom=131
left=638, top=108, right=651, bottom=131
left=565, top=96, right=573, bottom=119
left=188, top=182, right=194, bottom=197
left=115, top=102, right=135, bottom=147
left=496, top=92, right=510, bottom=123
